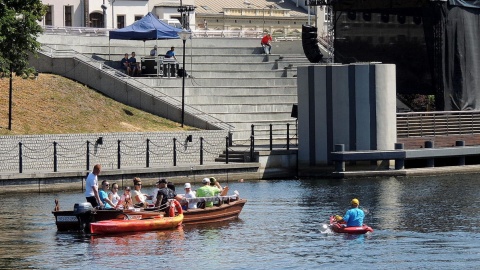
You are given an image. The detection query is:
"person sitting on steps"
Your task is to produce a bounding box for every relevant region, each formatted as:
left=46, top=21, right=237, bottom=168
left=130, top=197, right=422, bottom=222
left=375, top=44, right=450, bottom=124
left=261, top=33, right=273, bottom=55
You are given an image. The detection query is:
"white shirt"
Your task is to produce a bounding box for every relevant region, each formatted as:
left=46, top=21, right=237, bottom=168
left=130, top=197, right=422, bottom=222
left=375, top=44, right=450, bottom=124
left=84, top=172, right=97, bottom=197
left=185, top=190, right=197, bottom=209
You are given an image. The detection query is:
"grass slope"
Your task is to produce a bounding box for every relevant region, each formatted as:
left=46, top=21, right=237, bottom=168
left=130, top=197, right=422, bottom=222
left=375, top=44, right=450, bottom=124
left=0, top=74, right=194, bottom=135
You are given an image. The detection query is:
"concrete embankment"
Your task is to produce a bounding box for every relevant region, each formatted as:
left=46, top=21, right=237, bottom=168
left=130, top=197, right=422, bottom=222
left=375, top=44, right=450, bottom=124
left=0, top=149, right=298, bottom=194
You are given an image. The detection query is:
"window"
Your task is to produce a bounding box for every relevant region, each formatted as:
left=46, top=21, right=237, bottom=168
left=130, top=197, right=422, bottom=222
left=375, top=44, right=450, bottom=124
left=134, top=15, right=142, bottom=21
left=117, top=15, right=125, bottom=28
left=64, top=6, right=72, bottom=27
left=90, top=13, right=103, bottom=27
left=45, top=5, right=53, bottom=26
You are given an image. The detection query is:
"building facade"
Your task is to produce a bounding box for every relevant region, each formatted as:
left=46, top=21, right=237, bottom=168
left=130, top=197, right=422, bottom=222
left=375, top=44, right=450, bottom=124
left=38, top=0, right=325, bottom=35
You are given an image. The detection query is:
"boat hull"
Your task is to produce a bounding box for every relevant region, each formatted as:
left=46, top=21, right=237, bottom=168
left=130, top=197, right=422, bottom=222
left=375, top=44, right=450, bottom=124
left=52, top=198, right=247, bottom=232
left=329, top=216, right=373, bottom=234
left=52, top=209, right=161, bottom=232
left=183, top=199, right=247, bottom=225
left=90, top=214, right=183, bottom=235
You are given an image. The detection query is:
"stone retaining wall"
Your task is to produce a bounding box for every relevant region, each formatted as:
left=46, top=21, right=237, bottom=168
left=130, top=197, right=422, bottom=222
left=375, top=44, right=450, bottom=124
left=0, top=130, right=228, bottom=174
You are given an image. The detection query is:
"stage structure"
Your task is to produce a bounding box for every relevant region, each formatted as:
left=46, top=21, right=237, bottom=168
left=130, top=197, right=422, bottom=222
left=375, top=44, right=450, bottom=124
left=305, top=0, right=480, bottom=111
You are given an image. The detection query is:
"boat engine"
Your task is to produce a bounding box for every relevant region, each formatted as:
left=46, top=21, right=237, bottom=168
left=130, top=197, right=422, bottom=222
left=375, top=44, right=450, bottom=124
left=73, top=202, right=93, bottom=232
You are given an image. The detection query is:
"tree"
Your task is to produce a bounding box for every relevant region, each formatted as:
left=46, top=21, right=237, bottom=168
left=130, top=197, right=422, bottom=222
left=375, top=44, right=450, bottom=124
left=0, top=0, right=46, bottom=130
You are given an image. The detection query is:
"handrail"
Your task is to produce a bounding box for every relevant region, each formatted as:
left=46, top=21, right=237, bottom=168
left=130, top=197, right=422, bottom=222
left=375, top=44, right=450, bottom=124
left=38, top=45, right=234, bottom=131
left=397, top=111, right=480, bottom=138
left=40, top=26, right=304, bottom=40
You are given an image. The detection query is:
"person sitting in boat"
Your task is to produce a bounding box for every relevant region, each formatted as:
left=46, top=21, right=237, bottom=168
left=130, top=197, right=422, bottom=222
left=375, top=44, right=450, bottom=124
left=108, top=183, right=121, bottom=208
left=99, top=180, right=116, bottom=209
left=183, top=182, right=197, bottom=210
left=116, top=186, right=133, bottom=209
left=196, top=178, right=223, bottom=208
left=335, top=198, right=365, bottom=227
left=154, top=178, right=182, bottom=216
left=150, top=180, right=161, bottom=205
left=167, top=181, right=176, bottom=191
left=131, top=177, right=152, bottom=208
left=210, top=177, right=229, bottom=197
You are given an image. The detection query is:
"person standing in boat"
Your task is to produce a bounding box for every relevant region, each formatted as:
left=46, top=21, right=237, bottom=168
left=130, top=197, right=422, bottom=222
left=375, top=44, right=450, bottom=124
left=154, top=179, right=182, bottom=215
left=335, top=198, right=365, bottom=227
left=131, top=177, right=151, bottom=207
left=99, top=180, right=116, bottom=209
left=85, top=164, right=103, bottom=208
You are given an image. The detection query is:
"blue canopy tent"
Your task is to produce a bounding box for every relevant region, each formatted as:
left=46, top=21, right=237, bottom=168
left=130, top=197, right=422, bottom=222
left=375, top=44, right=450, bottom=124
left=110, top=12, right=182, bottom=40
left=108, top=12, right=182, bottom=59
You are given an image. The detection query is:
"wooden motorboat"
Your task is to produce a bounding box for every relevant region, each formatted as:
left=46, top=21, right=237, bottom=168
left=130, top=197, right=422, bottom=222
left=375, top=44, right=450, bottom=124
left=90, top=201, right=183, bottom=235
left=182, top=198, right=247, bottom=225
left=143, top=194, right=247, bottom=225
left=52, top=201, right=161, bottom=232
left=329, top=216, right=373, bottom=234
left=52, top=194, right=247, bottom=232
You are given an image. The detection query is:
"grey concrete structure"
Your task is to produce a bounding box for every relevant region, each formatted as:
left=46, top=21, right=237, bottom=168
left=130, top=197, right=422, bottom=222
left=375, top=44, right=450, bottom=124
left=32, top=34, right=322, bottom=143
left=297, top=63, right=397, bottom=166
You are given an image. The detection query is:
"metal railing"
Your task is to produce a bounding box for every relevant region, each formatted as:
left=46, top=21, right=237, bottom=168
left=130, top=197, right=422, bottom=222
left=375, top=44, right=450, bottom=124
left=40, top=26, right=304, bottom=40
left=397, top=111, right=480, bottom=138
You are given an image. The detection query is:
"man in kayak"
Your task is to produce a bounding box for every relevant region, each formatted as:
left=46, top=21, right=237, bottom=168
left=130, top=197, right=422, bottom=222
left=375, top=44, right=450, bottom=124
left=335, top=198, right=365, bottom=227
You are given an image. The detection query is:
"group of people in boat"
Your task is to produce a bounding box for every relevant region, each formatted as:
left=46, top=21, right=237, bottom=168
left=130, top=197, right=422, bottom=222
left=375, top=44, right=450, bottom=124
left=84, top=164, right=229, bottom=215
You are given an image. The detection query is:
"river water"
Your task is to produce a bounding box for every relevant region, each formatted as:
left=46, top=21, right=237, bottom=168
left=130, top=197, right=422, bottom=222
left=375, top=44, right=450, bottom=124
left=1, top=174, right=479, bottom=269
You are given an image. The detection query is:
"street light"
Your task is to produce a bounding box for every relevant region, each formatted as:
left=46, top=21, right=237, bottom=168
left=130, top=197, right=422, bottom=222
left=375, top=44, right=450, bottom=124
left=178, top=29, right=192, bottom=128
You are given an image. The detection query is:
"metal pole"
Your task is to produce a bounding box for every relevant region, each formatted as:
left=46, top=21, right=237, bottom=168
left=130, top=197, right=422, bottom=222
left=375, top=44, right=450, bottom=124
left=181, top=38, right=186, bottom=127
left=225, top=136, right=229, bottom=164
left=173, top=138, right=177, bottom=166
left=270, top=124, right=273, bottom=150
left=200, top=137, right=204, bottom=165
left=117, top=140, right=121, bottom=169
left=86, top=141, right=90, bottom=171
left=8, top=65, right=13, bottom=130
left=53, top=141, right=57, bottom=172
left=146, top=139, right=150, bottom=168
left=19, top=142, right=22, bottom=173
left=287, top=123, right=290, bottom=150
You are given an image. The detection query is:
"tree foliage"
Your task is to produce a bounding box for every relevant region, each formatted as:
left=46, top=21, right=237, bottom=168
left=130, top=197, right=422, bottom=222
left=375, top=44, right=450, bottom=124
left=0, top=0, right=46, bottom=77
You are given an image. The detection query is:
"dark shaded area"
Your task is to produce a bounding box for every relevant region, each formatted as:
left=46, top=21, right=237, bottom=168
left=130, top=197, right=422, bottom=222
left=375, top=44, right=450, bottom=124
left=332, top=0, right=480, bottom=111
left=123, top=109, right=134, bottom=116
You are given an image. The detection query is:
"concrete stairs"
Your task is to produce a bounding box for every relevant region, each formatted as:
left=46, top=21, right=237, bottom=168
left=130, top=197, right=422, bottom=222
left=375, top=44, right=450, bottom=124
left=36, top=35, right=313, bottom=147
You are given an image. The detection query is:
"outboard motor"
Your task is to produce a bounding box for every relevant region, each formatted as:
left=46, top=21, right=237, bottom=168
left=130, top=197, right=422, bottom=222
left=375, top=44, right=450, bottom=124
left=73, top=202, right=93, bottom=232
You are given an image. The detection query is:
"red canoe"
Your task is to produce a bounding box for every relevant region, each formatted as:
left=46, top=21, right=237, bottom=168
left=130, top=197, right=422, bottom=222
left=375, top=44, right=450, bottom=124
left=329, top=216, right=373, bottom=234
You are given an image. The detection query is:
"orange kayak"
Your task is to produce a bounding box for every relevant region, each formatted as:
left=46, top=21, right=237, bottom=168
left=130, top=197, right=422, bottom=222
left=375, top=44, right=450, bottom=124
left=91, top=200, right=184, bottom=235
left=90, top=213, right=183, bottom=234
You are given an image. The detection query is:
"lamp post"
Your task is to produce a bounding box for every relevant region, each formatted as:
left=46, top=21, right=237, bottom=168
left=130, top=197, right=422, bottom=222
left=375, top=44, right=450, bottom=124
left=178, top=29, right=192, bottom=128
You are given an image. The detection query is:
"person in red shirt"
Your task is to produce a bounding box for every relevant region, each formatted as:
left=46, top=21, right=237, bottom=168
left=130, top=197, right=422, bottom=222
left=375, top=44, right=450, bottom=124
left=261, top=33, right=272, bottom=54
